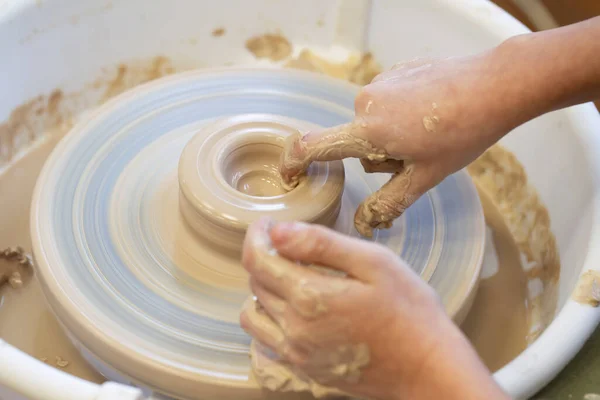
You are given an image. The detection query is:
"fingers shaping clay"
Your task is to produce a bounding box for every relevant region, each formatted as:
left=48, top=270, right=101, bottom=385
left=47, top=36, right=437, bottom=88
left=279, top=124, right=418, bottom=237
left=30, top=69, right=484, bottom=399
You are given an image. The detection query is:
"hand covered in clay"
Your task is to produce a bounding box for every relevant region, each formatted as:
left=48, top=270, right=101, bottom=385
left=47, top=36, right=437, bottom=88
left=280, top=55, right=526, bottom=237
left=240, top=218, right=509, bottom=400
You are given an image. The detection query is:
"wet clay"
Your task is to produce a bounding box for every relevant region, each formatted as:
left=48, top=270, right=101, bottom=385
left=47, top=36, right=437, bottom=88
left=245, top=34, right=293, bottom=62
left=279, top=125, right=390, bottom=190
left=0, top=247, right=33, bottom=288
left=251, top=341, right=346, bottom=399
left=100, top=56, right=176, bottom=101
left=177, top=114, right=345, bottom=254
left=572, top=270, right=600, bottom=307
left=353, top=164, right=416, bottom=238
left=280, top=124, right=415, bottom=238
left=224, top=142, right=286, bottom=197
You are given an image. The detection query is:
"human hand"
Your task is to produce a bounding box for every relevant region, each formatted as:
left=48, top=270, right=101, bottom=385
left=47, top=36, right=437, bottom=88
left=240, top=218, right=508, bottom=400
left=280, top=54, right=523, bottom=237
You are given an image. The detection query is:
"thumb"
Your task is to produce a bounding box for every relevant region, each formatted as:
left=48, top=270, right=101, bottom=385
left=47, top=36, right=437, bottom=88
left=279, top=120, right=388, bottom=189
left=354, top=162, right=439, bottom=238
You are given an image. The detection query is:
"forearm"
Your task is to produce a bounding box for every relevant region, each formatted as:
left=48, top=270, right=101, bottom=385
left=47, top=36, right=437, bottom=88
left=492, top=16, right=600, bottom=126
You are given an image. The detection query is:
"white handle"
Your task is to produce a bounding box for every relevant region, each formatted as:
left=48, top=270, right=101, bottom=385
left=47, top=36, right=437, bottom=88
left=0, top=340, right=145, bottom=400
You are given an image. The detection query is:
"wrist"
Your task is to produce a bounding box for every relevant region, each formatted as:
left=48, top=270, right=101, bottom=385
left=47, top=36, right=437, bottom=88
left=485, top=34, right=552, bottom=128
left=493, top=17, right=600, bottom=116
left=403, top=315, right=509, bottom=400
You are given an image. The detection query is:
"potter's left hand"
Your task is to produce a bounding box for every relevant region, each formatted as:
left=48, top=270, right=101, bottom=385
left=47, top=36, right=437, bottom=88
left=240, top=218, right=509, bottom=400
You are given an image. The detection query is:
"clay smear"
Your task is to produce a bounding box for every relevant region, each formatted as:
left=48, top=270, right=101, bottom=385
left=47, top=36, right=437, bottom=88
left=100, top=56, right=176, bottom=101
left=354, top=164, right=415, bottom=238
left=422, top=103, right=441, bottom=133
left=251, top=341, right=348, bottom=399
left=212, top=27, right=226, bottom=37
left=572, top=270, right=600, bottom=307
left=280, top=126, right=390, bottom=191
left=286, top=49, right=381, bottom=86
left=245, top=34, right=292, bottom=62
left=0, top=90, right=67, bottom=169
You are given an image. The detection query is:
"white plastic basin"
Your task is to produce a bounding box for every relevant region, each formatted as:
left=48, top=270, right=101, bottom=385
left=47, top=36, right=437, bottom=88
left=1, top=0, right=599, bottom=399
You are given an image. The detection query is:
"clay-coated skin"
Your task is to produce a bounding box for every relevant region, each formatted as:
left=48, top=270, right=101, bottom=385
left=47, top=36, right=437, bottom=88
left=280, top=16, right=600, bottom=237
left=240, top=218, right=509, bottom=400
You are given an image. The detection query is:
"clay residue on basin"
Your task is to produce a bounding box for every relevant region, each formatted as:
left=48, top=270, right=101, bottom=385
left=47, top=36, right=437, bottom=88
left=244, top=33, right=382, bottom=85
left=286, top=50, right=381, bottom=86
left=0, top=89, right=68, bottom=168
left=99, top=56, right=176, bottom=101
left=212, top=27, right=226, bottom=37
left=572, top=270, right=600, bottom=307
left=245, top=33, right=292, bottom=62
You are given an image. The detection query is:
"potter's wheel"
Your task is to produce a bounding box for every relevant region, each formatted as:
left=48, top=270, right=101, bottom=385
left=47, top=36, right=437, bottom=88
left=30, top=68, right=485, bottom=399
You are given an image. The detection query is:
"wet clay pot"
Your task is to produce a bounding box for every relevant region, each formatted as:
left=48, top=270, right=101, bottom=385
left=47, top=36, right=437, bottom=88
left=178, top=114, right=344, bottom=255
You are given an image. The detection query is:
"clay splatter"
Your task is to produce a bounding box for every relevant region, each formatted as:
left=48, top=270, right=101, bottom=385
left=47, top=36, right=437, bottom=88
left=245, top=34, right=292, bottom=62
left=212, top=27, right=226, bottom=37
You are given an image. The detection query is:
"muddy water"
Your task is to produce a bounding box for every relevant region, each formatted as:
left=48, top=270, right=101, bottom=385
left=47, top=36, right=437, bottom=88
left=0, top=135, right=528, bottom=385
left=462, top=188, right=529, bottom=372
left=0, top=137, right=104, bottom=383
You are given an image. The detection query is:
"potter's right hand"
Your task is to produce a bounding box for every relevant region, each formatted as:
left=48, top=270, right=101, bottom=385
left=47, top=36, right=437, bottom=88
left=281, top=16, right=600, bottom=238
left=240, top=218, right=509, bottom=400
left=280, top=54, right=517, bottom=238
